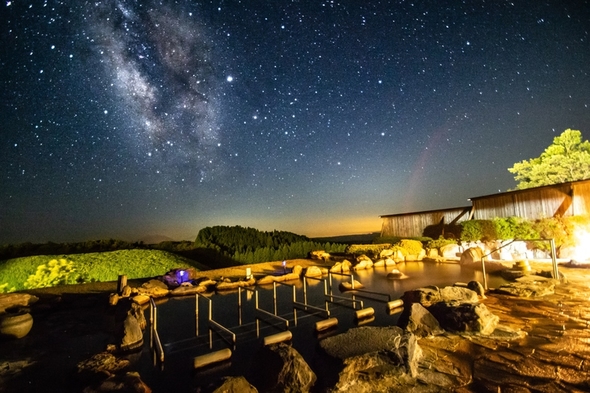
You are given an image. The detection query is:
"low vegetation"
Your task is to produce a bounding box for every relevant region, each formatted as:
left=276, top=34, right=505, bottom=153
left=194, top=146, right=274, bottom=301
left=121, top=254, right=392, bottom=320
left=0, top=249, right=197, bottom=292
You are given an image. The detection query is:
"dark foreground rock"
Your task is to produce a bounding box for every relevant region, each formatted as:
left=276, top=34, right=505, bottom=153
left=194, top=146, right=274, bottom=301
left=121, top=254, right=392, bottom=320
left=319, top=326, right=422, bottom=392
left=248, top=343, right=316, bottom=393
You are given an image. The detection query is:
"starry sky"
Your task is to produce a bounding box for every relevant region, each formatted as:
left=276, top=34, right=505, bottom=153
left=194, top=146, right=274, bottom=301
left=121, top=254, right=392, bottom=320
left=1, top=0, right=589, bottom=244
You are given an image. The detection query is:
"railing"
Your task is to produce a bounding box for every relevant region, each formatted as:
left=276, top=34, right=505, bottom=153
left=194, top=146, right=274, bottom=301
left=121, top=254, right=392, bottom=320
left=239, top=286, right=289, bottom=333
left=149, top=298, right=165, bottom=363
left=195, top=293, right=236, bottom=348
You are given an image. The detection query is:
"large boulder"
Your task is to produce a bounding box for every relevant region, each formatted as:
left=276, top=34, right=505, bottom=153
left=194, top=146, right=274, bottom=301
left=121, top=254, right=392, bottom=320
left=304, top=266, right=323, bottom=278
left=215, top=277, right=256, bottom=291
left=397, top=303, right=444, bottom=338
left=320, top=326, right=422, bottom=390
left=137, top=280, right=169, bottom=298
left=249, top=343, right=316, bottom=393
left=81, top=371, right=152, bottom=393
left=440, top=244, right=462, bottom=259
left=460, top=246, right=484, bottom=265
left=210, top=376, right=258, bottom=393
left=329, top=260, right=352, bottom=273
left=77, top=352, right=130, bottom=379
left=120, top=313, right=144, bottom=351
left=403, top=286, right=479, bottom=307
left=494, top=276, right=556, bottom=297
left=0, top=293, right=38, bottom=313
left=428, top=302, right=499, bottom=335
left=170, top=283, right=209, bottom=296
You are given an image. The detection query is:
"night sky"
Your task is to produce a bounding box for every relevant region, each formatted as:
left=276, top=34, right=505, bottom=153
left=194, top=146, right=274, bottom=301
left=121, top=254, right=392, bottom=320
left=1, top=1, right=589, bottom=244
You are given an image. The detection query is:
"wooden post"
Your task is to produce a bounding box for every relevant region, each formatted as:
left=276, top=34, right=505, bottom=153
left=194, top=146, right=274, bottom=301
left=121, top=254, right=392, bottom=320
left=355, top=307, right=375, bottom=320
left=315, top=317, right=338, bottom=332
left=194, top=348, right=232, bottom=369
left=263, top=330, right=292, bottom=346
left=386, top=299, right=404, bottom=310
left=117, top=275, right=127, bottom=294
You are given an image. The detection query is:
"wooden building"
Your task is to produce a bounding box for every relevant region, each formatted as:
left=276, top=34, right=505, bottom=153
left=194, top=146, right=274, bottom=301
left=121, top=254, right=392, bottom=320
left=381, top=179, right=590, bottom=238
left=470, top=179, right=590, bottom=220
left=380, top=206, right=471, bottom=238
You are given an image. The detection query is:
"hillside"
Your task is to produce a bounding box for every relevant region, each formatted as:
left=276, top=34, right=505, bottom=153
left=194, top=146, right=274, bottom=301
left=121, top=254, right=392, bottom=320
left=0, top=249, right=208, bottom=292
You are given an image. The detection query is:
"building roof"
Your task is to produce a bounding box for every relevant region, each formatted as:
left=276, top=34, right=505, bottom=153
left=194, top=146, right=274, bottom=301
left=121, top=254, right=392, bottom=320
left=468, top=178, right=590, bottom=201
left=380, top=206, right=471, bottom=218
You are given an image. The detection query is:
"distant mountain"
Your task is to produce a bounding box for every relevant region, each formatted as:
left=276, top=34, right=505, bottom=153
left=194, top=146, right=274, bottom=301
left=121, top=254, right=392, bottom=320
left=136, top=234, right=176, bottom=245
left=311, top=232, right=380, bottom=245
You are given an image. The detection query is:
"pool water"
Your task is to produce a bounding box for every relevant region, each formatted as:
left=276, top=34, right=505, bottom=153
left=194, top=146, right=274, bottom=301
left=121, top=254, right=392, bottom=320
left=135, top=262, right=508, bottom=392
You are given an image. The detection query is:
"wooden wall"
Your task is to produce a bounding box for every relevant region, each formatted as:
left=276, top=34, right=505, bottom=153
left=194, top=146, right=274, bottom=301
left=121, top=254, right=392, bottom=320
left=471, top=180, right=590, bottom=220
left=381, top=207, right=471, bottom=238
left=381, top=180, right=590, bottom=238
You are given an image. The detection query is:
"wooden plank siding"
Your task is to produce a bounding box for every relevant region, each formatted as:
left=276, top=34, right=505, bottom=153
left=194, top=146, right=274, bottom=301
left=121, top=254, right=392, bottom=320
left=381, top=179, right=590, bottom=238
left=380, top=207, right=471, bottom=238
left=471, top=179, right=590, bottom=220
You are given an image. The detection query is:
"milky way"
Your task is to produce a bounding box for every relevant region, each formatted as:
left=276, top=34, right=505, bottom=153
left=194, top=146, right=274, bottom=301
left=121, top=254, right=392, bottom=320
left=89, top=0, right=222, bottom=182
left=1, top=0, right=589, bottom=243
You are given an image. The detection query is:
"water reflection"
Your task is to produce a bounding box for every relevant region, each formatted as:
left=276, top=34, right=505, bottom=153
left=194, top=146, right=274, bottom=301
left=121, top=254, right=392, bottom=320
left=141, top=261, right=509, bottom=391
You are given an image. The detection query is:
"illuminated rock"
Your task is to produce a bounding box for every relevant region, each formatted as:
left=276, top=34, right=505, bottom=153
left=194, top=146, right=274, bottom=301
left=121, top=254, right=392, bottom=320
left=304, top=266, right=323, bottom=277
left=398, top=303, right=444, bottom=338
left=249, top=343, right=316, bottom=393
left=459, top=246, right=485, bottom=265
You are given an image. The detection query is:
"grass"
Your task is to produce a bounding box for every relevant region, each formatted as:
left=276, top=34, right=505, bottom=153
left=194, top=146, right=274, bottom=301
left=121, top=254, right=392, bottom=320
left=0, top=249, right=206, bottom=292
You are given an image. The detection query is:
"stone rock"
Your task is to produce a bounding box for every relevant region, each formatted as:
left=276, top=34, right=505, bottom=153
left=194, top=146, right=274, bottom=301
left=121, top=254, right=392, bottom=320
left=131, top=295, right=150, bottom=306
left=321, top=326, right=399, bottom=358
left=320, top=326, right=422, bottom=378
left=0, top=293, right=38, bottom=313
left=387, top=269, right=408, bottom=280
left=304, top=266, right=323, bottom=278
left=77, top=352, right=130, bottom=378
left=120, top=313, right=144, bottom=351
left=494, top=278, right=556, bottom=297
left=138, top=280, right=169, bottom=298
left=379, top=249, right=394, bottom=258
left=215, top=277, right=256, bottom=291
left=460, top=246, right=484, bottom=265
left=440, top=243, right=462, bottom=259
left=128, top=303, right=146, bottom=330
left=170, top=283, right=209, bottom=296
left=402, top=286, right=441, bottom=307
left=82, top=371, right=152, bottom=393
left=392, top=250, right=405, bottom=263
left=339, top=280, right=364, bottom=292
left=356, top=254, right=372, bottom=263
left=329, top=260, right=352, bottom=273
left=257, top=266, right=302, bottom=285
left=467, top=280, right=486, bottom=298
left=426, top=248, right=439, bottom=258
left=439, top=286, right=479, bottom=305
left=108, top=293, right=120, bottom=306
left=397, top=303, right=444, bottom=338
left=353, top=259, right=373, bottom=271
left=210, top=376, right=258, bottom=393
left=121, top=285, right=132, bottom=298
left=0, top=308, right=34, bottom=339
left=249, top=343, right=316, bottom=393
left=405, top=249, right=426, bottom=261
left=428, top=302, right=499, bottom=335
left=309, top=250, right=331, bottom=260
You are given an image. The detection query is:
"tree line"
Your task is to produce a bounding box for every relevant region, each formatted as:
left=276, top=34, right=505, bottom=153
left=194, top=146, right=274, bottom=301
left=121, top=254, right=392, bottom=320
left=0, top=226, right=347, bottom=266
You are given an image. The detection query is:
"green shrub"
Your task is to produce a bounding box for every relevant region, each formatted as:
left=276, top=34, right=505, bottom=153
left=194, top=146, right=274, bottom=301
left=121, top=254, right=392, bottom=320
left=24, top=258, right=85, bottom=289
left=395, top=239, right=424, bottom=256
left=345, top=244, right=391, bottom=256
left=0, top=283, right=15, bottom=293
left=374, top=236, right=431, bottom=245
left=426, top=236, right=458, bottom=250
